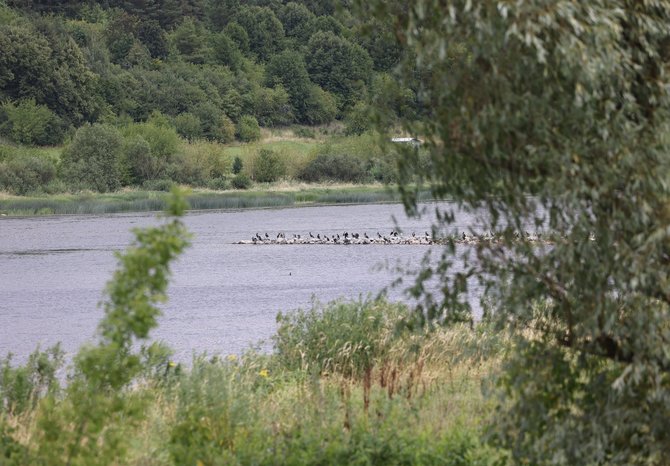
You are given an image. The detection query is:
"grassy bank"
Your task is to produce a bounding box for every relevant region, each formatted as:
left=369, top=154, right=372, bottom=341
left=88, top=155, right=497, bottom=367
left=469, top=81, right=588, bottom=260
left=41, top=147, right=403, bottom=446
left=1, top=299, right=508, bottom=465
left=0, top=184, right=434, bottom=216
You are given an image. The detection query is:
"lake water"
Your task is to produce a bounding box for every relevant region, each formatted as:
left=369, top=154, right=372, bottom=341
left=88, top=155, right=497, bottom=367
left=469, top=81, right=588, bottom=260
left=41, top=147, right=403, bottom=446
left=0, top=202, right=479, bottom=362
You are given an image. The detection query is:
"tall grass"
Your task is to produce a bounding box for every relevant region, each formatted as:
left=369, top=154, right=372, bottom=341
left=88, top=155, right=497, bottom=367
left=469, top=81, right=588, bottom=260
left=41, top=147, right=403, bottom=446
left=0, top=187, right=434, bottom=216
left=157, top=298, right=508, bottom=465
left=2, top=299, right=508, bottom=465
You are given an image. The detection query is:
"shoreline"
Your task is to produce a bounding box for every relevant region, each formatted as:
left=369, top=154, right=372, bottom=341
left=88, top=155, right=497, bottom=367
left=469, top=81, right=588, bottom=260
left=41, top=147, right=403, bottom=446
left=0, top=184, right=436, bottom=217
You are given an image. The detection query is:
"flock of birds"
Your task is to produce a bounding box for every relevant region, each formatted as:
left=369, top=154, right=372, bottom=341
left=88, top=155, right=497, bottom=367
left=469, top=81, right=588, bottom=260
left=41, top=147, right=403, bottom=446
left=236, top=230, right=552, bottom=246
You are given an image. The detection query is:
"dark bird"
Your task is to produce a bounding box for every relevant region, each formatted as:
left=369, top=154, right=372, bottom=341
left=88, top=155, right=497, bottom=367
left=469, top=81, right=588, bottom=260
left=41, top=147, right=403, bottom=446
left=265, top=233, right=269, bottom=239
left=310, top=232, right=314, bottom=238
left=317, top=234, right=321, bottom=240
left=462, top=232, right=466, bottom=240
left=365, top=233, right=369, bottom=239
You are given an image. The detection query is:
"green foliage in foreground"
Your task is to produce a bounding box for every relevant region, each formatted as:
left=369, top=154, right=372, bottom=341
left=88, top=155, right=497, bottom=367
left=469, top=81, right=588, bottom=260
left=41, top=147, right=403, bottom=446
left=0, top=191, right=505, bottom=464
left=358, top=0, right=670, bottom=463
left=0, top=189, right=191, bottom=465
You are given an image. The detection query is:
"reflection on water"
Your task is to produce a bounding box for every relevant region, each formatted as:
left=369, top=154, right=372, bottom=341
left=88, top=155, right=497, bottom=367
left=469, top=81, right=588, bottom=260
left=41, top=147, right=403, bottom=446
left=0, top=203, right=480, bottom=361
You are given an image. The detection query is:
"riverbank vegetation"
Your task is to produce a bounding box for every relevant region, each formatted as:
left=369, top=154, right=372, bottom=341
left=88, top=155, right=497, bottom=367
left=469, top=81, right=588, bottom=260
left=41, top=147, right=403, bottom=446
left=0, top=183, right=434, bottom=216
left=1, top=302, right=508, bottom=465
left=0, top=0, right=417, bottom=201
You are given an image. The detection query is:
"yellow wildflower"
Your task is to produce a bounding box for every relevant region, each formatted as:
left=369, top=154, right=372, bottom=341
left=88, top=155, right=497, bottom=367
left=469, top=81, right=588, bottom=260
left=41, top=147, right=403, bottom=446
left=259, top=369, right=269, bottom=378
left=168, top=361, right=177, bottom=368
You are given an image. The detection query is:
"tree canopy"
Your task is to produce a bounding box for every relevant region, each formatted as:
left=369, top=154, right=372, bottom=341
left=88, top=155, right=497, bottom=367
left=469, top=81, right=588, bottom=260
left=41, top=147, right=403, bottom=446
left=0, top=0, right=415, bottom=149
left=358, top=0, right=670, bottom=463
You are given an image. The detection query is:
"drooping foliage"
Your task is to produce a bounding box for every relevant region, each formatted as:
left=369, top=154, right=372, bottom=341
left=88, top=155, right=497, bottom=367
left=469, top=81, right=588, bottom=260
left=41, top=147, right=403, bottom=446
left=357, top=0, right=670, bottom=463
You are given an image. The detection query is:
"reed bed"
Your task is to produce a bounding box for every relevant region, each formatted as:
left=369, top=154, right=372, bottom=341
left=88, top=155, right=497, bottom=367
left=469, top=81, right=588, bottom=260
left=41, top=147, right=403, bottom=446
left=0, top=187, right=433, bottom=216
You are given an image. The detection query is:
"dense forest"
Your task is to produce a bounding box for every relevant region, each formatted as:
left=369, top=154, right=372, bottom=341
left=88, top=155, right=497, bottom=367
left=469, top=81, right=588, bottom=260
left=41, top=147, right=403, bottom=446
left=0, top=0, right=417, bottom=194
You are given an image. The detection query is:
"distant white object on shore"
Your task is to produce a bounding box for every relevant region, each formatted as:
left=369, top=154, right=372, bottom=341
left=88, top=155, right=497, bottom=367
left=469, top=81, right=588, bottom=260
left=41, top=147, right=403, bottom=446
left=391, top=137, right=422, bottom=146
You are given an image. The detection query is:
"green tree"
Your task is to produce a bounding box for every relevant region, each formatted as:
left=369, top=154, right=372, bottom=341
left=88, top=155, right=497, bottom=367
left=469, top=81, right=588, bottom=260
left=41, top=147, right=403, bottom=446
left=265, top=50, right=312, bottom=122
left=344, top=102, right=371, bottom=136
left=210, top=32, right=243, bottom=70
left=170, top=17, right=210, bottom=64
left=237, top=115, right=261, bottom=142
left=279, top=2, right=315, bottom=43
left=252, top=85, right=294, bottom=127
left=303, top=84, right=337, bottom=125
left=305, top=31, right=373, bottom=110
left=223, top=22, right=249, bottom=54
left=192, top=102, right=235, bottom=143
left=0, top=156, right=57, bottom=195
left=234, top=6, right=284, bottom=61
left=232, top=155, right=243, bottom=174
left=105, top=11, right=138, bottom=65
left=253, top=148, right=285, bottom=182
left=355, top=18, right=403, bottom=72
left=0, top=23, right=98, bottom=124
left=358, top=0, right=670, bottom=463
left=0, top=99, right=65, bottom=146
left=205, top=0, right=240, bottom=31
left=174, top=112, right=202, bottom=141
left=60, top=123, right=124, bottom=192
left=138, top=19, right=168, bottom=59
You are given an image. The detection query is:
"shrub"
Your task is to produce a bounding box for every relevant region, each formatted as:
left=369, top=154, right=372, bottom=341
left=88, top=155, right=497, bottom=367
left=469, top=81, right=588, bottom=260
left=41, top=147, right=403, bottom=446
left=214, top=114, right=236, bottom=144
left=231, top=173, right=251, bottom=189
left=142, top=179, right=175, bottom=192
left=303, top=85, right=338, bottom=125
left=124, top=135, right=162, bottom=185
left=0, top=100, right=65, bottom=146
left=174, top=113, right=202, bottom=141
left=368, top=156, right=398, bottom=184
left=0, top=156, right=57, bottom=195
left=60, top=124, right=124, bottom=193
left=122, top=121, right=179, bottom=159
left=293, top=126, right=316, bottom=139
left=344, top=101, right=372, bottom=136
left=43, top=179, right=68, bottom=194
left=274, top=299, right=406, bottom=378
left=191, top=102, right=235, bottom=143
left=253, top=149, right=285, bottom=183
left=206, top=176, right=230, bottom=190
left=237, top=115, right=261, bottom=142
left=166, top=153, right=210, bottom=187
left=298, top=149, right=367, bottom=183
left=0, top=345, right=64, bottom=416
left=232, top=156, right=243, bottom=174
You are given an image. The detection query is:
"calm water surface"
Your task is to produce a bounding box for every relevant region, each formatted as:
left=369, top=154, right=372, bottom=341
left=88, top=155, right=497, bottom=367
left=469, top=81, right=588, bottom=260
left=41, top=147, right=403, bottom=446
left=0, top=202, right=478, bottom=361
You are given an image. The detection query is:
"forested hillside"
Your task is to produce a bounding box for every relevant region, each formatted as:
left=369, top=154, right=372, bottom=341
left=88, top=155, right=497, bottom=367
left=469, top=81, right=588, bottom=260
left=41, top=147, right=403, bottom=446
left=0, top=0, right=417, bottom=195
